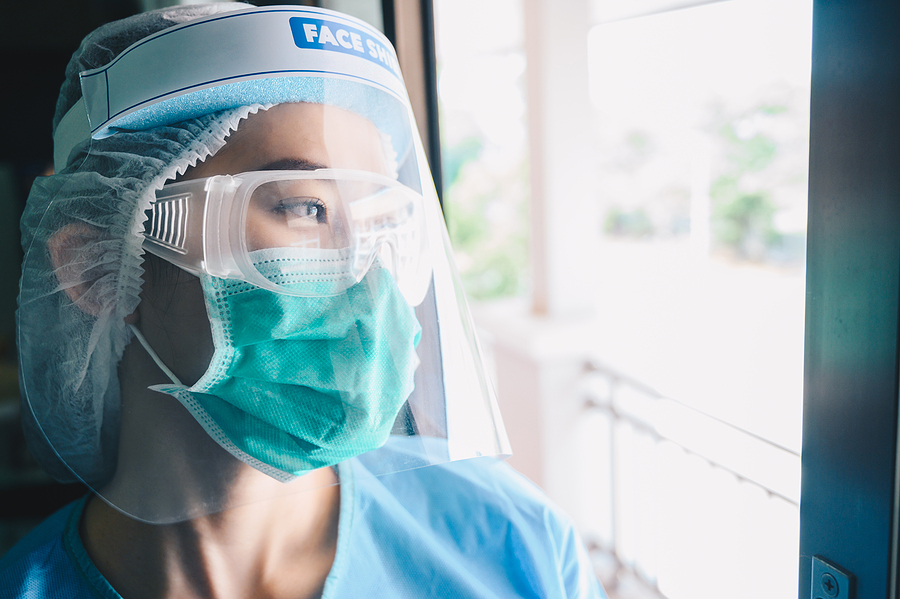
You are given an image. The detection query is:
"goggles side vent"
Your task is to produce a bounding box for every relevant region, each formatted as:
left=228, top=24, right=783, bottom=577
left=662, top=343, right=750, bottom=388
left=146, top=194, right=190, bottom=254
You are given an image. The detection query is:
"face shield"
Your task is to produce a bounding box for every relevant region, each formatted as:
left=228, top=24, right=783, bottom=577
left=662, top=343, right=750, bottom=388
left=18, top=5, right=510, bottom=523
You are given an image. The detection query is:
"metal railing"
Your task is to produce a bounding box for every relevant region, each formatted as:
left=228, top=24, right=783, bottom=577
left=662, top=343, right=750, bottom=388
left=580, top=359, right=801, bottom=599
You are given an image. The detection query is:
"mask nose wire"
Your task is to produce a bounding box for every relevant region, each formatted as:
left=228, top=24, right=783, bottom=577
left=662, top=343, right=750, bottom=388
left=128, top=323, right=185, bottom=386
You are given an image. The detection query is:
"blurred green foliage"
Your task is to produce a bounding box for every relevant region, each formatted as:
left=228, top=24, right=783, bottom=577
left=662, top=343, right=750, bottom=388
left=603, top=206, right=654, bottom=237
left=442, top=137, right=483, bottom=191
left=444, top=140, right=529, bottom=300
left=710, top=104, right=785, bottom=260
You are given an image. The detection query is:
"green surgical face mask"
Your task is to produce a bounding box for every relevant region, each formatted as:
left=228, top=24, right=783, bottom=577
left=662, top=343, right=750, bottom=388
left=143, top=256, right=422, bottom=481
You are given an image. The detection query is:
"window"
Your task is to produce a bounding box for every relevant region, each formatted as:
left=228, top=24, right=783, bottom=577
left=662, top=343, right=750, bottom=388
left=436, top=1, right=814, bottom=597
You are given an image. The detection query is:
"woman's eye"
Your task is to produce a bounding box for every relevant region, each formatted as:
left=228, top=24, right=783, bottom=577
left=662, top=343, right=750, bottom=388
left=274, top=197, right=328, bottom=225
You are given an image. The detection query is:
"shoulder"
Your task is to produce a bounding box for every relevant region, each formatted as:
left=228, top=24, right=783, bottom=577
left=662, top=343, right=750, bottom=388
left=355, top=437, right=577, bottom=535
left=346, top=439, right=606, bottom=598
left=0, top=498, right=98, bottom=599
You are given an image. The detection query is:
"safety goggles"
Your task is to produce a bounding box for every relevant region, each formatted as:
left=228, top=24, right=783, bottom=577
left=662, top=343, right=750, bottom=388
left=143, top=169, right=430, bottom=301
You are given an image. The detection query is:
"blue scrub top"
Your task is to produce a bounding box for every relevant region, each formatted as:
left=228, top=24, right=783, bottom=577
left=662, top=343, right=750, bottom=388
left=0, top=441, right=606, bottom=599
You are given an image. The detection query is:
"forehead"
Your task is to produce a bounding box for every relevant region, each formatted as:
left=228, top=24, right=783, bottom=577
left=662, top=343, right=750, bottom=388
left=185, top=102, right=391, bottom=179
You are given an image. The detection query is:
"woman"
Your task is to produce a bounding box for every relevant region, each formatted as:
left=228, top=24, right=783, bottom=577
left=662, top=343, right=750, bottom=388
left=1, top=4, right=605, bottom=598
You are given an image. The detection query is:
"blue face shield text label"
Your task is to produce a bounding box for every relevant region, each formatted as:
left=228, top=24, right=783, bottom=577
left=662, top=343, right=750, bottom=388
left=289, top=17, right=401, bottom=79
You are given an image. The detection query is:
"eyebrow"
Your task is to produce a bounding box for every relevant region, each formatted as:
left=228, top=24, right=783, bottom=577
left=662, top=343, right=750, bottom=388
left=256, top=158, right=328, bottom=171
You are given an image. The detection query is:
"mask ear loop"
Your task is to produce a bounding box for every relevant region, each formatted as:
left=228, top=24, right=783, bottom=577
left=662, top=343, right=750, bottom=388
left=128, top=323, right=185, bottom=386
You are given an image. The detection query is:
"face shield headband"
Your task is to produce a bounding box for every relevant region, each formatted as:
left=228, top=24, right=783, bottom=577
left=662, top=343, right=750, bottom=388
left=53, top=6, right=413, bottom=175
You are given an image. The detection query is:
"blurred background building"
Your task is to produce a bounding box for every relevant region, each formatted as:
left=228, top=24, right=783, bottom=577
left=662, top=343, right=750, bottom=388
left=434, top=1, right=811, bottom=597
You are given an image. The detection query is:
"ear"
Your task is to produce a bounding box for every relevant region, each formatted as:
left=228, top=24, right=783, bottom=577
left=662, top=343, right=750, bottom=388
left=47, top=223, right=108, bottom=318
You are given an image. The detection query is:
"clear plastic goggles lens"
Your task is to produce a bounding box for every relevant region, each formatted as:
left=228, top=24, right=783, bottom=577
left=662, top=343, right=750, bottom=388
left=245, top=179, right=403, bottom=252
left=246, top=179, right=347, bottom=251
left=245, top=177, right=424, bottom=289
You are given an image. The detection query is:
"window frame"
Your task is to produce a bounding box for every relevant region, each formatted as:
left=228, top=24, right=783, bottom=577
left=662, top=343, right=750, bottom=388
left=801, top=1, right=900, bottom=597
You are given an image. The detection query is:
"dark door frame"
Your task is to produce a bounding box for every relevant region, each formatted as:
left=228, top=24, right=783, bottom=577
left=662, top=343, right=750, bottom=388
left=801, top=1, right=900, bottom=597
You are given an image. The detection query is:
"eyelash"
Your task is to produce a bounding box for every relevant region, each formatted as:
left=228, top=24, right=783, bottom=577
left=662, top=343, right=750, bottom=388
left=273, top=197, right=328, bottom=223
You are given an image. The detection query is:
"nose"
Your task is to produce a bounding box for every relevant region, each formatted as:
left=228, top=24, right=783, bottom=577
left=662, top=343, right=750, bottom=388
left=350, top=235, right=401, bottom=285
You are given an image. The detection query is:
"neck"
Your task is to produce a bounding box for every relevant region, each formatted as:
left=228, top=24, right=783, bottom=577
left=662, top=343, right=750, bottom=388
left=83, top=321, right=342, bottom=599
left=81, top=467, right=340, bottom=599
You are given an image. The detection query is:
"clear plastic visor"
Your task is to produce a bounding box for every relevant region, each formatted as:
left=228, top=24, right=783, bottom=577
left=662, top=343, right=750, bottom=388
left=19, top=6, right=511, bottom=525
left=20, top=98, right=512, bottom=524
